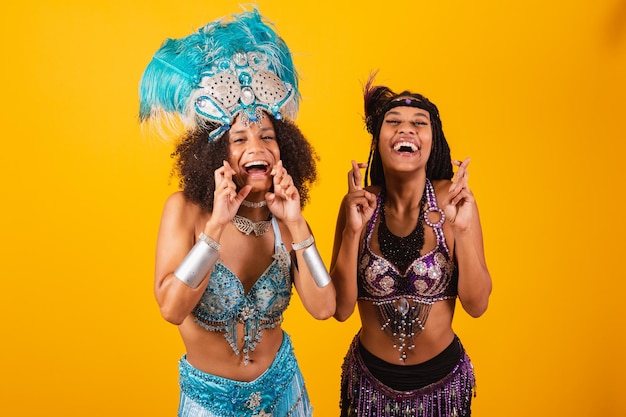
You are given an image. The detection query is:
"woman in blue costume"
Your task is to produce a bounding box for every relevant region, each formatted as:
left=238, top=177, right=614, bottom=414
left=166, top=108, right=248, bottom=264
left=330, top=78, right=492, bottom=417
left=139, top=9, right=335, bottom=417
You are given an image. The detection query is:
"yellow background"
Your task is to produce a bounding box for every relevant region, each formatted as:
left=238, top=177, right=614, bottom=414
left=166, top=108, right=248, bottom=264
left=1, top=0, right=624, bottom=416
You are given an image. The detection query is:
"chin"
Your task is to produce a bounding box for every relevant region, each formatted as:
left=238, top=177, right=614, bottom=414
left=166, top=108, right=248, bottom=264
left=247, top=180, right=272, bottom=192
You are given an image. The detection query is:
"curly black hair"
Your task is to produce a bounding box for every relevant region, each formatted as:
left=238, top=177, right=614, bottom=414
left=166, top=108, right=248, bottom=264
left=171, top=114, right=318, bottom=212
left=363, top=77, right=454, bottom=186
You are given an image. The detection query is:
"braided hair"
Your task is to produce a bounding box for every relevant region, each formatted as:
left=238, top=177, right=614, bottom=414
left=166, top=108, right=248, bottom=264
left=363, top=76, right=453, bottom=186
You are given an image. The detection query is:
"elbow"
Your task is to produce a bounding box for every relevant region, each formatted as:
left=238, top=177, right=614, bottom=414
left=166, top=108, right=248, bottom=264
left=311, top=307, right=335, bottom=321
left=459, top=272, right=492, bottom=318
left=460, top=291, right=491, bottom=318
left=159, top=303, right=187, bottom=325
left=154, top=278, right=193, bottom=325
left=465, top=301, right=489, bottom=318
left=334, top=313, right=350, bottom=322
left=310, top=297, right=337, bottom=320
left=333, top=304, right=355, bottom=322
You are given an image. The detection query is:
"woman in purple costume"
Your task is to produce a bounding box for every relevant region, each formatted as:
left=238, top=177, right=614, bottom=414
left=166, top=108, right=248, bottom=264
left=330, top=77, right=492, bottom=417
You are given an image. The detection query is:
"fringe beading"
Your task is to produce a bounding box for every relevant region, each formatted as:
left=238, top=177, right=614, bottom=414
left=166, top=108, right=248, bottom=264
left=340, top=335, right=476, bottom=417
left=178, top=332, right=312, bottom=417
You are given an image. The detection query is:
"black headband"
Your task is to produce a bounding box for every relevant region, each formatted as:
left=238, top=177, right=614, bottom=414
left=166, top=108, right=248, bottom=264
left=382, top=97, right=432, bottom=115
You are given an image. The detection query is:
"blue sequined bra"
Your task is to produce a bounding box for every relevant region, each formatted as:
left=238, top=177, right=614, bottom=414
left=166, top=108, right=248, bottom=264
left=192, top=216, right=293, bottom=365
left=357, top=179, right=458, bottom=360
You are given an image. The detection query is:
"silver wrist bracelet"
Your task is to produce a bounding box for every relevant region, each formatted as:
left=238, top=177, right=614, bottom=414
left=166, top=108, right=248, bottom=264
left=174, top=235, right=220, bottom=288
left=292, top=235, right=314, bottom=251
left=302, top=243, right=332, bottom=288
left=198, top=232, right=221, bottom=250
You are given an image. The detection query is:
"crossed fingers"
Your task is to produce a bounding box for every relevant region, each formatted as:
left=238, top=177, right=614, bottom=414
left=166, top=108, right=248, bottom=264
left=272, top=160, right=297, bottom=200
left=348, top=160, right=367, bottom=192
left=214, top=161, right=237, bottom=200
left=450, top=158, right=471, bottom=194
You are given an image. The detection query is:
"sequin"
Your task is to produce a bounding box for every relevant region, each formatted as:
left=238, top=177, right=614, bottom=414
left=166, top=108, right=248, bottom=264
left=428, top=265, right=442, bottom=280
left=178, top=333, right=312, bottom=416
left=340, top=335, right=476, bottom=417
left=358, top=180, right=458, bottom=360
left=413, top=261, right=427, bottom=276
left=379, top=276, right=394, bottom=292
left=193, top=217, right=292, bottom=365
left=233, top=51, right=247, bottom=66
left=247, top=392, right=262, bottom=409
left=252, top=70, right=288, bottom=104
left=187, top=50, right=297, bottom=143
left=200, top=73, right=241, bottom=107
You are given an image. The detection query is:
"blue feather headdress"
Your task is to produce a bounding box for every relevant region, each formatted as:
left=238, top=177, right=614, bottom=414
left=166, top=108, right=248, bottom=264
left=139, top=8, right=299, bottom=142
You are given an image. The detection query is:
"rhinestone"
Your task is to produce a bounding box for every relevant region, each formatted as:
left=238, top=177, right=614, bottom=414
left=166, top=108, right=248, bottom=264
left=239, top=71, right=253, bottom=86
left=396, top=297, right=409, bottom=315
left=232, top=52, right=247, bottom=66
left=241, top=87, right=255, bottom=105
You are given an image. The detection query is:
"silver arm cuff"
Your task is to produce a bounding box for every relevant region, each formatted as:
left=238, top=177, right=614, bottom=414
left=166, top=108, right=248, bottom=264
left=174, top=239, right=220, bottom=288
left=302, top=243, right=332, bottom=288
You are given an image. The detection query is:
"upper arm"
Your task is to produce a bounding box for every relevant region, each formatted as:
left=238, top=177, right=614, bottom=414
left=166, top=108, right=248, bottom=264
left=154, top=192, right=198, bottom=293
left=330, top=195, right=349, bottom=270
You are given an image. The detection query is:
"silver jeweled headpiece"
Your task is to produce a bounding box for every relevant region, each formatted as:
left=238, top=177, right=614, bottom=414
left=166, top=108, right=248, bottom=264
left=139, top=8, right=299, bottom=142
left=191, top=50, right=297, bottom=140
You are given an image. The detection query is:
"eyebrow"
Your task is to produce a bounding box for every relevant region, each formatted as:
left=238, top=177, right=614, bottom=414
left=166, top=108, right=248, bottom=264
left=230, top=126, right=275, bottom=135
left=385, top=110, right=430, bottom=118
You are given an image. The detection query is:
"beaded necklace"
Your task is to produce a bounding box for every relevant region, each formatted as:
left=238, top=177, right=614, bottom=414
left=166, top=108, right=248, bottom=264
left=377, top=188, right=426, bottom=274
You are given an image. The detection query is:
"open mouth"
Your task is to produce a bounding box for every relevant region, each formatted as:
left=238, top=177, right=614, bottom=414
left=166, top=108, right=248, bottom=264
left=393, top=141, right=419, bottom=153
left=244, top=160, right=270, bottom=174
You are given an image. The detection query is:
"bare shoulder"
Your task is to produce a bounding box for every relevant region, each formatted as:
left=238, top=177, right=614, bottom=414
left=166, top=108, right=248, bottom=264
left=161, top=191, right=206, bottom=228
left=430, top=179, right=452, bottom=192
left=164, top=191, right=191, bottom=208
left=430, top=179, right=452, bottom=204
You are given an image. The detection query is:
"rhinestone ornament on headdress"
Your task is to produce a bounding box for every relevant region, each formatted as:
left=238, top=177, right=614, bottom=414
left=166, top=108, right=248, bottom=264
left=139, top=9, right=299, bottom=142
left=191, top=50, right=297, bottom=141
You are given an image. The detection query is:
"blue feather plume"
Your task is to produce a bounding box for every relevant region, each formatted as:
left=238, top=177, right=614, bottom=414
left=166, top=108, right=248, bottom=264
left=138, top=8, right=299, bottom=140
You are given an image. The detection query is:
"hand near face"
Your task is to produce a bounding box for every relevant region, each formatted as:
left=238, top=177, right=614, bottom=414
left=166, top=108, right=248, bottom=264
left=265, top=160, right=301, bottom=222
left=444, top=158, right=475, bottom=231
left=212, top=160, right=252, bottom=225
left=344, top=160, right=377, bottom=232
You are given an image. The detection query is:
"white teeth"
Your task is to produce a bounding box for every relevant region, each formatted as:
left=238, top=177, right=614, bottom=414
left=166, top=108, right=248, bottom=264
left=393, top=141, right=418, bottom=152
left=244, top=160, right=269, bottom=168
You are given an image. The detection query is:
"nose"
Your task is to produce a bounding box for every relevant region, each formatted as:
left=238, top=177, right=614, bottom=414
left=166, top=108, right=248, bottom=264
left=398, top=122, right=416, bottom=135
left=246, top=135, right=266, bottom=154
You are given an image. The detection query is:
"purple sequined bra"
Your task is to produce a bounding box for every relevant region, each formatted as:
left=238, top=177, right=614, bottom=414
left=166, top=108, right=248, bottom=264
left=357, top=179, right=458, bottom=360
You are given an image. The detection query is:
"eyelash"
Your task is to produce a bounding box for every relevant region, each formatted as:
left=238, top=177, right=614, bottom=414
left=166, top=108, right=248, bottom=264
left=232, top=135, right=275, bottom=143
left=385, top=120, right=427, bottom=126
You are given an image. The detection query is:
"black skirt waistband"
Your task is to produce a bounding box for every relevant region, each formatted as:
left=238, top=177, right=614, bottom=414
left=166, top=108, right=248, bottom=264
left=358, top=335, right=463, bottom=391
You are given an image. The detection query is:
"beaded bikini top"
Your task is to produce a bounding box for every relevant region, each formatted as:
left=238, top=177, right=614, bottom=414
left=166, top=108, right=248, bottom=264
left=192, top=216, right=292, bottom=365
left=357, top=179, right=458, bottom=360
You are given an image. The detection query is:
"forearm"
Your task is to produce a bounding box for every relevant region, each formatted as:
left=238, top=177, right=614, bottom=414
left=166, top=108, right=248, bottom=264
left=282, top=216, right=335, bottom=318
left=330, top=228, right=361, bottom=321
left=454, top=229, right=492, bottom=318
left=293, top=266, right=336, bottom=320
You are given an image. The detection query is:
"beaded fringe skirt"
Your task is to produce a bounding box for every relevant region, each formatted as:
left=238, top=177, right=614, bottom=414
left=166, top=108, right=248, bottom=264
left=178, top=332, right=312, bottom=417
left=340, top=334, right=475, bottom=417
